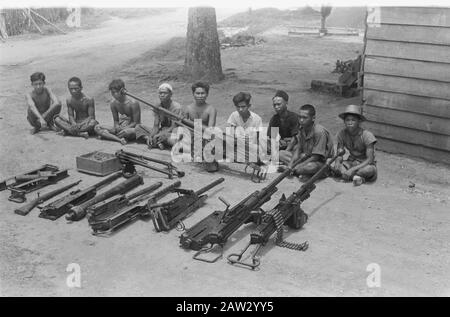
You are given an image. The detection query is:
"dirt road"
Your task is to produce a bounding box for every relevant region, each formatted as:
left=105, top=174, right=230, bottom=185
left=0, top=10, right=449, bottom=297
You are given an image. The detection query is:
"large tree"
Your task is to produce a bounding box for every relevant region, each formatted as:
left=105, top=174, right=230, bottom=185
left=184, top=7, right=224, bottom=82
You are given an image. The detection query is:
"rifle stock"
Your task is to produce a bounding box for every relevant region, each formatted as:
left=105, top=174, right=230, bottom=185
left=15, top=180, right=81, bottom=216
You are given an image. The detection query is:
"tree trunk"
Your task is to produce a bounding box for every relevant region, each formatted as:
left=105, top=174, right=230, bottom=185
left=184, top=7, right=224, bottom=83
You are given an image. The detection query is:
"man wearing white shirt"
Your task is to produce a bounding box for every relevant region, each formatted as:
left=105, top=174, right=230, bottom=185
left=226, top=92, right=263, bottom=162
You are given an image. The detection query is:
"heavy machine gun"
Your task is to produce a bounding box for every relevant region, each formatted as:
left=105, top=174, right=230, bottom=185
left=120, top=89, right=268, bottom=183
left=38, top=172, right=122, bottom=220
left=87, top=181, right=170, bottom=235
left=179, top=169, right=291, bottom=262
left=227, top=150, right=344, bottom=270
left=65, top=174, right=143, bottom=221
left=149, top=178, right=224, bottom=232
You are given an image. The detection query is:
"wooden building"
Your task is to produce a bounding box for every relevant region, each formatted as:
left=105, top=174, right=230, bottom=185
left=362, top=7, right=450, bottom=164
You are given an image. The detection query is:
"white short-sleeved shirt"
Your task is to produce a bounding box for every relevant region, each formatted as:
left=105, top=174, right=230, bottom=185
left=227, top=110, right=263, bottom=140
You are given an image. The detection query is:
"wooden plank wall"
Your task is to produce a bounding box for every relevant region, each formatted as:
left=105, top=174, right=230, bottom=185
left=363, top=7, right=450, bottom=164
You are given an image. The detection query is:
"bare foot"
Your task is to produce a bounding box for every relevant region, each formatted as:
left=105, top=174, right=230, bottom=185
left=120, top=138, right=127, bottom=145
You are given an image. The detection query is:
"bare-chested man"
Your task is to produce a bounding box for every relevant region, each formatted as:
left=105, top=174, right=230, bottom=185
left=185, top=81, right=217, bottom=126
left=26, top=72, right=62, bottom=134
left=185, top=81, right=218, bottom=172
left=94, top=79, right=141, bottom=145
left=54, top=77, right=98, bottom=138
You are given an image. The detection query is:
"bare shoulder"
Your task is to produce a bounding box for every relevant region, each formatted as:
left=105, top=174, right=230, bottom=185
left=110, top=99, right=119, bottom=110
left=129, top=99, right=140, bottom=111
left=206, top=103, right=217, bottom=114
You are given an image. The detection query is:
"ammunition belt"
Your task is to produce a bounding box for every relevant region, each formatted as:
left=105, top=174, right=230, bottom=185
left=267, top=209, right=309, bottom=252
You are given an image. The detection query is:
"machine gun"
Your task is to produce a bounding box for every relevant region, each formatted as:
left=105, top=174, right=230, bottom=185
left=65, top=174, right=143, bottom=221
left=0, top=164, right=69, bottom=203
left=227, top=150, right=344, bottom=270
left=121, top=89, right=267, bottom=183
left=149, top=178, right=225, bottom=232
left=14, top=180, right=81, bottom=216
left=179, top=169, right=291, bottom=262
left=87, top=181, right=163, bottom=234
left=116, top=149, right=184, bottom=179
left=88, top=181, right=181, bottom=234
left=38, top=172, right=122, bottom=220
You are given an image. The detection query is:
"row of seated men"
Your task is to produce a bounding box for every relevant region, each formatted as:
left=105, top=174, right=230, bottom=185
left=25, top=72, right=377, bottom=186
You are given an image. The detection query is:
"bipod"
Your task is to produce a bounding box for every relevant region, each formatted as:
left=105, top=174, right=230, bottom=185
left=227, top=241, right=263, bottom=270
left=193, top=243, right=224, bottom=263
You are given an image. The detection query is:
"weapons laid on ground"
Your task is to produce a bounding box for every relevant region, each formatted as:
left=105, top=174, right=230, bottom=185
left=65, top=174, right=143, bottom=221
left=116, top=149, right=184, bottom=179
left=149, top=178, right=225, bottom=232
left=15, top=180, right=81, bottom=216
left=0, top=164, right=69, bottom=203
left=87, top=181, right=164, bottom=234
left=38, top=172, right=122, bottom=220
left=179, top=169, right=292, bottom=263
left=121, top=89, right=267, bottom=183
left=88, top=181, right=181, bottom=235
left=227, top=150, right=344, bottom=270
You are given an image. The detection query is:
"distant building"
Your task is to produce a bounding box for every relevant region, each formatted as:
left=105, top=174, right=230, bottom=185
left=362, top=7, right=450, bottom=164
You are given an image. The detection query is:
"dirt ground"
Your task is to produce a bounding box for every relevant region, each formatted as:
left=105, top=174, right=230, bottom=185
left=0, top=9, right=449, bottom=297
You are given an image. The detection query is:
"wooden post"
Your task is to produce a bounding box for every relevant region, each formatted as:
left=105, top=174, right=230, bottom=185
left=184, top=7, right=224, bottom=82
left=30, top=9, right=66, bottom=34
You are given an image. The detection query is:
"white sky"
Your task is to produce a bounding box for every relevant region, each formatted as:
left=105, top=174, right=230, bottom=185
left=2, top=0, right=450, bottom=8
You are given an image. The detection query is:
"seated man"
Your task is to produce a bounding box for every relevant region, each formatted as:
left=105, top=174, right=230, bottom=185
left=26, top=72, right=62, bottom=134
left=279, top=104, right=333, bottom=177
left=226, top=92, right=263, bottom=162
left=54, top=77, right=98, bottom=138
left=185, top=81, right=218, bottom=172
left=95, top=79, right=141, bottom=145
left=267, top=90, right=299, bottom=151
left=135, top=83, right=183, bottom=149
left=332, top=104, right=377, bottom=186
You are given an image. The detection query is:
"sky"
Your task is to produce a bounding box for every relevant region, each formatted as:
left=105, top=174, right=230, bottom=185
left=2, top=0, right=449, bottom=9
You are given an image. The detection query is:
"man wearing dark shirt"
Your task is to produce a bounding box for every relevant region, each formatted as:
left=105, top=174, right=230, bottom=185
left=267, top=90, right=299, bottom=150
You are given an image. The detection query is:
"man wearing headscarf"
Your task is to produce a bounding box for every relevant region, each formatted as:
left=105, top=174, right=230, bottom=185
left=135, top=83, right=184, bottom=149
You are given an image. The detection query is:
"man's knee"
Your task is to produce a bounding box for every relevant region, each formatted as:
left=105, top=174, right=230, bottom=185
left=294, top=161, right=323, bottom=175
left=356, top=165, right=377, bottom=181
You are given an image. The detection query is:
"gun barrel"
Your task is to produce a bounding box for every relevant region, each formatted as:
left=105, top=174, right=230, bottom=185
left=66, top=175, right=143, bottom=221
left=128, top=181, right=163, bottom=201
left=195, top=178, right=224, bottom=196
left=147, top=180, right=181, bottom=205
left=122, top=89, right=193, bottom=129
left=15, top=180, right=81, bottom=216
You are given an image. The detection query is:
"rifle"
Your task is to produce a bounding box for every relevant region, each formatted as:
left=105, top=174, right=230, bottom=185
left=179, top=169, right=291, bottom=262
left=116, top=149, right=184, bottom=179
left=15, top=180, right=81, bottom=216
left=149, top=178, right=225, bottom=232
left=87, top=181, right=163, bottom=234
left=121, top=89, right=266, bottom=182
left=65, top=174, right=143, bottom=221
left=38, top=172, right=122, bottom=220
left=227, top=149, right=344, bottom=270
